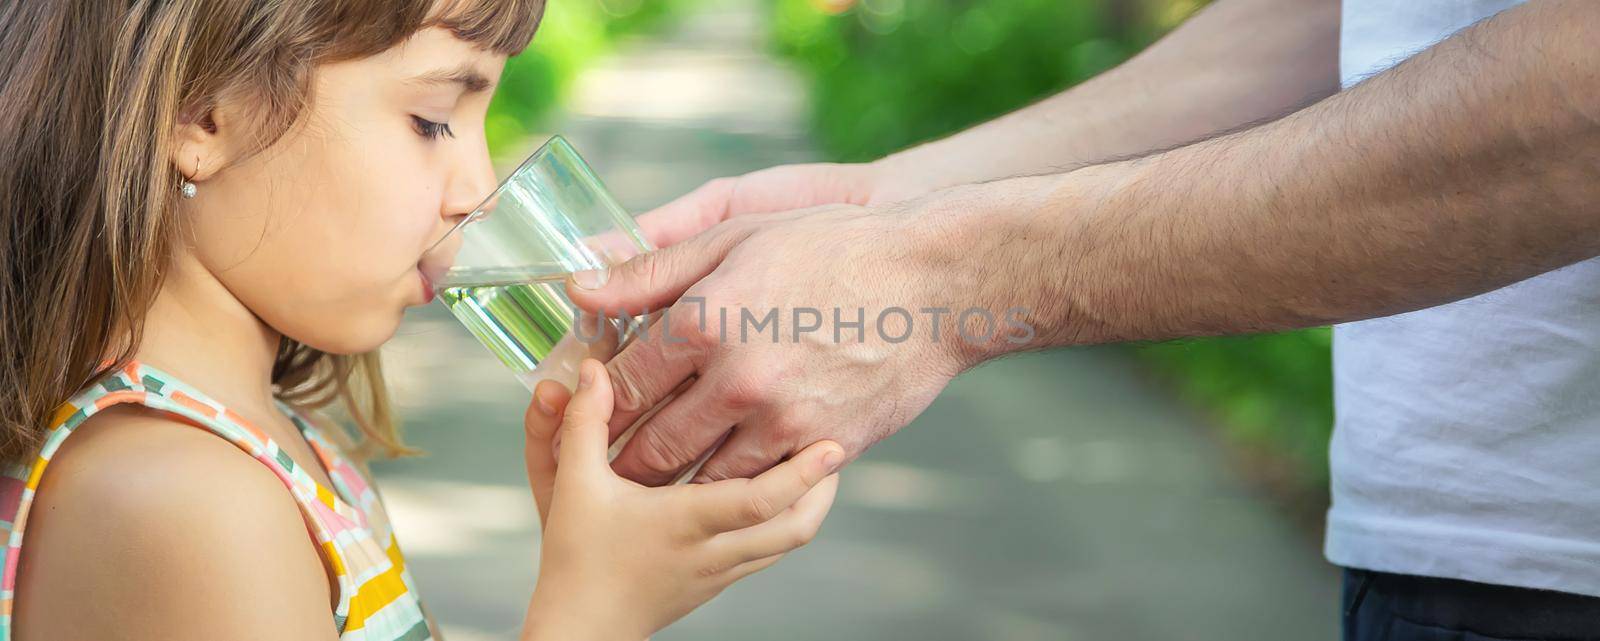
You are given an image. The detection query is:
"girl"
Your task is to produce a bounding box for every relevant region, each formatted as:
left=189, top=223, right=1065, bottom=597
left=0, top=1, right=843, bottom=640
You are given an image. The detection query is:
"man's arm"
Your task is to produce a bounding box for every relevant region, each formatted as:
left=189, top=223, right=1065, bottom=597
left=877, top=0, right=1342, bottom=197
left=634, top=0, right=1340, bottom=246
left=947, top=0, right=1600, bottom=354
left=572, top=0, right=1597, bottom=486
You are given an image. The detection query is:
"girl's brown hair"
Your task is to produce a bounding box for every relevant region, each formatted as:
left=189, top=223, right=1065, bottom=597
left=0, top=0, right=542, bottom=462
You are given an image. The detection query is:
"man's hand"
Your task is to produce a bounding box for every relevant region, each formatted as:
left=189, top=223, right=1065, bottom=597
left=634, top=0, right=1340, bottom=254
left=569, top=197, right=999, bottom=485
left=633, top=161, right=926, bottom=249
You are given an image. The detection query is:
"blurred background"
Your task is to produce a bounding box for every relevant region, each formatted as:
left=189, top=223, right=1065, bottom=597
left=374, top=0, right=1340, bottom=639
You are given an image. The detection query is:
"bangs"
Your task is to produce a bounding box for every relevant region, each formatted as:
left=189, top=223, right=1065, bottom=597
left=427, top=0, right=545, bottom=56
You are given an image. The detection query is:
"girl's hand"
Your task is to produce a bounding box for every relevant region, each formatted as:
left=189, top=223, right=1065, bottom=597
left=519, top=359, right=842, bottom=641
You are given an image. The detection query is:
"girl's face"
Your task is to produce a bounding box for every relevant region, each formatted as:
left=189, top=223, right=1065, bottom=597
left=176, top=27, right=504, bottom=354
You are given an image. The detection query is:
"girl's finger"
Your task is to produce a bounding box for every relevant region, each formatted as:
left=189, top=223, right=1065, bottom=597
left=720, top=552, right=785, bottom=585
left=525, top=380, right=572, bottom=525
left=556, top=359, right=617, bottom=477
left=691, top=440, right=843, bottom=534
left=709, top=474, right=838, bottom=563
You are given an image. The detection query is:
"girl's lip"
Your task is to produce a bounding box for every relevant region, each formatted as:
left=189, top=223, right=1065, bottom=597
left=417, top=268, right=436, bottom=304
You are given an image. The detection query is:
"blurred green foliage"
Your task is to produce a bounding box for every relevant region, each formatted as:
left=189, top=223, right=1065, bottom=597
left=485, top=0, right=698, bottom=154
left=769, top=0, right=1141, bottom=162
left=769, top=0, right=1333, bottom=493
left=1140, top=330, right=1333, bottom=489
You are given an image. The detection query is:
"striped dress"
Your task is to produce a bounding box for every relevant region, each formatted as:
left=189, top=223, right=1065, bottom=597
left=0, top=361, right=434, bottom=640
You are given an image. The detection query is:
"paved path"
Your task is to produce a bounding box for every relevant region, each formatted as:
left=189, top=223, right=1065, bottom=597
left=375, top=2, right=1339, bottom=639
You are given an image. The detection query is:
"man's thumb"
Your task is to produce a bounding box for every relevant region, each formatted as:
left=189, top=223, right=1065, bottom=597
left=565, top=225, right=748, bottom=315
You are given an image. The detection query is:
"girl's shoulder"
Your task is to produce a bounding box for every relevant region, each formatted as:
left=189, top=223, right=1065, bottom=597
left=12, top=405, right=338, bottom=639
left=34, top=403, right=299, bottom=518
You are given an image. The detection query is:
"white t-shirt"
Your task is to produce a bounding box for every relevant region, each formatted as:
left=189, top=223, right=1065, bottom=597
left=1328, top=0, right=1600, bottom=597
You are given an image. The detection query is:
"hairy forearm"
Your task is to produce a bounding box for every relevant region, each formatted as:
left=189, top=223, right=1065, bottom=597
left=932, top=0, right=1600, bottom=354
left=877, top=0, right=1340, bottom=197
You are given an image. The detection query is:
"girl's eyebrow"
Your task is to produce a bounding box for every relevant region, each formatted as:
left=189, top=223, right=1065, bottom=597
left=406, top=63, right=493, bottom=93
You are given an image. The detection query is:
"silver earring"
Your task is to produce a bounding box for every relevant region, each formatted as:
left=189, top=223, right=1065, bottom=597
left=180, top=156, right=199, bottom=199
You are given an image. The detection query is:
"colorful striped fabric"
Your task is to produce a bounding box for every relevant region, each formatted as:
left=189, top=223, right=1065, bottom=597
left=0, top=361, right=433, bottom=640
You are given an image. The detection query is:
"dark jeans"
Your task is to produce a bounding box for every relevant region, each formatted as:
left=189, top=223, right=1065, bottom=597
left=1342, top=568, right=1600, bottom=640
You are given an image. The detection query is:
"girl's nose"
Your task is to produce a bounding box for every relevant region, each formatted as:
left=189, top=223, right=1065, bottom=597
left=443, top=143, right=497, bottom=224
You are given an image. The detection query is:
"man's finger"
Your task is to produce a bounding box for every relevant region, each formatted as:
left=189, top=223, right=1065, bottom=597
left=601, top=299, right=705, bottom=441
left=634, top=178, right=736, bottom=248
left=634, top=163, right=877, bottom=251
left=610, top=376, right=744, bottom=486
left=690, top=417, right=809, bottom=484
left=691, top=440, right=843, bottom=533
left=564, top=220, right=752, bottom=317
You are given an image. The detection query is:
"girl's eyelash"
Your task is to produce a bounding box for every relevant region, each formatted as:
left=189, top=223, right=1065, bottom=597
left=411, top=115, right=454, bottom=140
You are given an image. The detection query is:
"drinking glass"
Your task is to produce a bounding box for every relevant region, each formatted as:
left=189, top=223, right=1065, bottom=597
left=421, top=135, right=652, bottom=393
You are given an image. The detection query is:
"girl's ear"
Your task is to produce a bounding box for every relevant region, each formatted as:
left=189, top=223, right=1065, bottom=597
left=170, top=104, right=228, bottom=183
